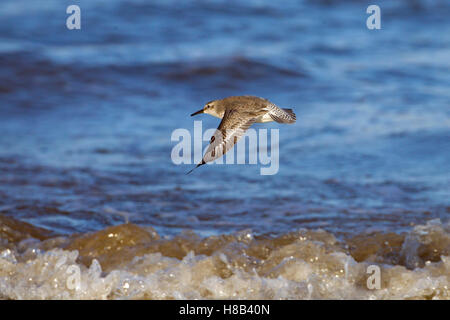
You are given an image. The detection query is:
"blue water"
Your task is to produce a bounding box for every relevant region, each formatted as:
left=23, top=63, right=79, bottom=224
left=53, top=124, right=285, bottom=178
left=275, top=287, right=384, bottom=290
left=0, top=0, right=449, bottom=238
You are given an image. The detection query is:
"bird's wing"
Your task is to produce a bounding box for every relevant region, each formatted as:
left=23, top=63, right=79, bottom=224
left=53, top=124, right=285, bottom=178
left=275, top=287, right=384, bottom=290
left=202, top=108, right=257, bottom=164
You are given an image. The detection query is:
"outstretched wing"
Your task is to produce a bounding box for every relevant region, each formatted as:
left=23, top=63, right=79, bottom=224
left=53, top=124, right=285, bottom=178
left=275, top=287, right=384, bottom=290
left=202, top=108, right=257, bottom=164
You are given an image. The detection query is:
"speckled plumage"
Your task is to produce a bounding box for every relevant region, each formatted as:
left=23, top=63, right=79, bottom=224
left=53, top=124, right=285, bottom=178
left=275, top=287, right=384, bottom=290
left=188, top=96, right=296, bottom=173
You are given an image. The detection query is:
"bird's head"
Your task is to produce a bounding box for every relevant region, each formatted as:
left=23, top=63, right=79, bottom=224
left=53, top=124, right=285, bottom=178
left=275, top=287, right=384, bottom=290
left=191, top=99, right=223, bottom=118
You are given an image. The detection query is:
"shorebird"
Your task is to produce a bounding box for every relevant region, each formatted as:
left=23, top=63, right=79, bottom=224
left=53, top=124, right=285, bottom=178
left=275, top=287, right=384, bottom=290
left=187, top=96, right=296, bottom=174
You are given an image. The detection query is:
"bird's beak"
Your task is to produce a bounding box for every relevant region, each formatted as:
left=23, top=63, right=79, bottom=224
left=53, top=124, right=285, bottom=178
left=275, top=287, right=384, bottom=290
left=190, top=109, right=204, bottom=117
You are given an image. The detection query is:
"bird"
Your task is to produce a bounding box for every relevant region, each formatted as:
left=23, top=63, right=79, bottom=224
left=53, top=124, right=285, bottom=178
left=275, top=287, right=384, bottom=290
left=187, top=95, right=296, bottom=174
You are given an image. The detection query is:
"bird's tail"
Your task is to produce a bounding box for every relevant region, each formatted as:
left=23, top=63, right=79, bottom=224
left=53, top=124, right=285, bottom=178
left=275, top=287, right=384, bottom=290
left=269, top=108, right=296, bottom=124
left=282, top=108, right=296, bottom=122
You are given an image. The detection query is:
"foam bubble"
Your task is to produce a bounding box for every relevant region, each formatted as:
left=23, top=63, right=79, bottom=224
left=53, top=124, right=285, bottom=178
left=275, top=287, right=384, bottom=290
left=0, top=220, right=448, bottom=299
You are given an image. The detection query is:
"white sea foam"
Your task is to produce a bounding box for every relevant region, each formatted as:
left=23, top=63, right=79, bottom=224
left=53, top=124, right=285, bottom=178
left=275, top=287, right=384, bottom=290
left=0, top=220, right=448, bottom=300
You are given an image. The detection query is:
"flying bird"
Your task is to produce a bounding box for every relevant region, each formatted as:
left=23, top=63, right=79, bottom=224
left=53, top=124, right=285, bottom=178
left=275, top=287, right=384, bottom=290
left=187, top=95, right=296, bottom=174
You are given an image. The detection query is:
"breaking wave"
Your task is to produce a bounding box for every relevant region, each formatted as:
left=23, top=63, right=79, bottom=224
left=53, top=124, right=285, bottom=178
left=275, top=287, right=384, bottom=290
left=0, top=217, right=448, bottom=299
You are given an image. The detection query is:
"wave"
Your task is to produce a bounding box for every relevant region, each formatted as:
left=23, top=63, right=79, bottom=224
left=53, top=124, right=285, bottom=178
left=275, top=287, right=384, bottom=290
left=0, top=216, right=448, bottom=299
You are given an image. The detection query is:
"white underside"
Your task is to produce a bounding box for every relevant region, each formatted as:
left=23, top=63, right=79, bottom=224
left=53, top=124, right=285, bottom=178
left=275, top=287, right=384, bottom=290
left=256, top=113, right=274, bottom=123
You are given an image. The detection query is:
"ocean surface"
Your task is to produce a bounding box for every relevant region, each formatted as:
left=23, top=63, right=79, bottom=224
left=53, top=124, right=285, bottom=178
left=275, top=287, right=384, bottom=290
left=0, top=0, right=449, bottom=299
